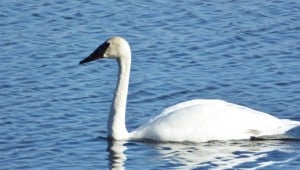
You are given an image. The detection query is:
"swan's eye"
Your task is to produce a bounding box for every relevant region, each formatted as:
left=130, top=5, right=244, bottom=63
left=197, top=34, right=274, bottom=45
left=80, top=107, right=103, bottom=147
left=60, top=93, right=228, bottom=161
left=94, top=41, right=110, bottom=55
left=105, top=42, right=110, bottom=48
left=79, top=41, right=111, bottom=64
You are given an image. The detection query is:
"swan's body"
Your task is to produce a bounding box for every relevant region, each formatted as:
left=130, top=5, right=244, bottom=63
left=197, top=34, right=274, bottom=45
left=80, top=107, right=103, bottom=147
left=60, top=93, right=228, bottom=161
left=79, top=36, right=300, bottom=142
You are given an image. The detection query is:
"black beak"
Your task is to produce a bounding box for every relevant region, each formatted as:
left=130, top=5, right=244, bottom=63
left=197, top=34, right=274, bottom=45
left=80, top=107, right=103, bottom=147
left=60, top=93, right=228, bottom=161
left=79, top=41, right=110, bottom=65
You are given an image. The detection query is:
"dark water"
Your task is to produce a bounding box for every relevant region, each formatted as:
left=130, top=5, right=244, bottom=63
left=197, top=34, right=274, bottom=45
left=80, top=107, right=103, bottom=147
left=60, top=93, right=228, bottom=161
left=1, top=0, right=300, bottom=169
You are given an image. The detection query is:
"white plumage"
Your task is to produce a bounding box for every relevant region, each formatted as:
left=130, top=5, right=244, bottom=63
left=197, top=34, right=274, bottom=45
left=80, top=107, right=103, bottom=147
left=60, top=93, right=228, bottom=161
left=79, top=36, right=300, bottom=142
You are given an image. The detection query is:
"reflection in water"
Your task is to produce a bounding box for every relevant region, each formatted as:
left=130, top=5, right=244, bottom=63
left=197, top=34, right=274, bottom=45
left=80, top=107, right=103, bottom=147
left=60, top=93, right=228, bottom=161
left=107, top=139, right=294, bottom=169
left=107, top=140, right=127, bottom=170
left=154, top=140, right=290, bottom=169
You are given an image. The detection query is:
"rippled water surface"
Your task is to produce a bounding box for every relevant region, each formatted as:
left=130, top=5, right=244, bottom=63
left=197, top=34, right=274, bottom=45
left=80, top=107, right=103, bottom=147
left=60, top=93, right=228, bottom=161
left=1, top=0, right=300, bottom=169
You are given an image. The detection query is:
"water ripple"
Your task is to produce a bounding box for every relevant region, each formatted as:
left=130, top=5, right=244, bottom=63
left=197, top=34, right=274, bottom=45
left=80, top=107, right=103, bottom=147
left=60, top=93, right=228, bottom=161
left=1, top=0, right=300, bottom=169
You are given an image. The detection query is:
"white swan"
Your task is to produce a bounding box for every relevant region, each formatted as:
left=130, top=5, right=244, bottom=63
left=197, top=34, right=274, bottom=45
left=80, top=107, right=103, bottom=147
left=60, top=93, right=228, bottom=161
left=79, top=36, right=300, bottom=142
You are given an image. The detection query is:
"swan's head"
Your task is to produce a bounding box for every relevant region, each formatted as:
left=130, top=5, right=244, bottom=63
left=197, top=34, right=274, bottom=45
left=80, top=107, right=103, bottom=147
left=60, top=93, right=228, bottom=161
left=79, top=36, right=131, bottom=65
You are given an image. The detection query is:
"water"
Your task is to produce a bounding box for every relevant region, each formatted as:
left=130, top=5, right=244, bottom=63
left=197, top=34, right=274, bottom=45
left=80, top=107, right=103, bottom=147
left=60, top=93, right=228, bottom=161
left=1, top=0, right=300, bottom=169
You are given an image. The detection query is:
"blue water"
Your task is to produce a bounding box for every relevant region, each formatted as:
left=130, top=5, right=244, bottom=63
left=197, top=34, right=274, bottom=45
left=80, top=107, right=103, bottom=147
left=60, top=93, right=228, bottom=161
left=1, top=0, right=300, bottom=169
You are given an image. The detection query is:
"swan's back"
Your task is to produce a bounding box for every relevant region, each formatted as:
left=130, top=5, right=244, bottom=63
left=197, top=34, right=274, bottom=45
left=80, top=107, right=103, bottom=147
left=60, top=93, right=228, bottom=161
left=130, top=99, right=300, bottom=142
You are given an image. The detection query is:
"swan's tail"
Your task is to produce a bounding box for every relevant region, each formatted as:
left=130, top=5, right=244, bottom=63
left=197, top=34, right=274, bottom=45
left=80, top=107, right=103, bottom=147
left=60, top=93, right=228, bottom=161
left=251, top=120, right=300, bottom=141
left=282, top=119, right=300, bottom=131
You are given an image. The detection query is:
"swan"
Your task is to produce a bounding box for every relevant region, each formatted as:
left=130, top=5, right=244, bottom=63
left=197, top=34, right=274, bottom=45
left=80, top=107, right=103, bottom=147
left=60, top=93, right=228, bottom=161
left=79, top=36, right=300, bottom=142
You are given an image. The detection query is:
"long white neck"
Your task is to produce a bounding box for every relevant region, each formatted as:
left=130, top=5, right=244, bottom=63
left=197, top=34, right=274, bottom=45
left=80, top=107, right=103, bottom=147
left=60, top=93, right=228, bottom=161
left=107, top=52, right=131, bottom=140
